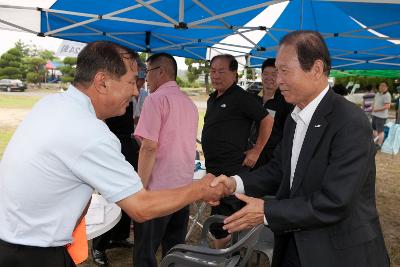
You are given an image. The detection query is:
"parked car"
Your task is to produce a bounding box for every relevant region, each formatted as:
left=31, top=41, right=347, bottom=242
left=0, top=79, right=27, bottom=92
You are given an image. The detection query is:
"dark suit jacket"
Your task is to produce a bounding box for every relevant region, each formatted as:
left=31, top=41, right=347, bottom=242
left=241, top=89, right=389, bottom=267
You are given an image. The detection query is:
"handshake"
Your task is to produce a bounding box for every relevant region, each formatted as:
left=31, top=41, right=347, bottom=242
left=195, top=173, right=266, bottom=233
left=196, top=174, right=237, bottom=205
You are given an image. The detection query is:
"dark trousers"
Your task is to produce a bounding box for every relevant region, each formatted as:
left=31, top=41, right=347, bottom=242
left=92, top=211, right=132, bottom=251
left=0, top=239, right=76, bottom=267
left=133, top=206, right=190, bottom=267
left=92, top=137, right=139, bottom=251
left=280, top=235, right=301, bottom=267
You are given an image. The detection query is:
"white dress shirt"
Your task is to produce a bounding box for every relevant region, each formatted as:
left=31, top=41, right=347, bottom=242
left=234, top=85, right=329, bottom=225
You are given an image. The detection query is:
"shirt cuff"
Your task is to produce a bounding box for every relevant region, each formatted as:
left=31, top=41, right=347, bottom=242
left=264, top=216, right=268, bottom=225
left=232, top=175, right=245, bottom=194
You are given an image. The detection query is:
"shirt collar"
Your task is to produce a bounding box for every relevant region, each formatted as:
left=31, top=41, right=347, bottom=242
left=65, top=84, right=96, bottom=116
left=291, top=85, right=329, bottom=126
left=210, top=83, right=237, bottom=99
left=153, top=81, right=180, bottom=94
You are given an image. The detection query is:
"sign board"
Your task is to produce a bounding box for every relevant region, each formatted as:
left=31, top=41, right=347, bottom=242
left=56, top=40, right=86, bottom=57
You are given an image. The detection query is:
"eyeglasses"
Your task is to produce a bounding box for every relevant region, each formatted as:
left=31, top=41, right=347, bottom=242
left=146, top=66, right=160, bottom=73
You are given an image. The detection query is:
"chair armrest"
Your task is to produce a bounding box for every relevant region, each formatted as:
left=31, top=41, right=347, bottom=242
left=199, top=215, right=226, bottom=246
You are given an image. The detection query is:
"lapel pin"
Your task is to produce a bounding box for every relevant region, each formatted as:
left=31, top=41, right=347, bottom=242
left=314, top=124, right=321, bottom=128
left=220, top=104, right=226, bottom=108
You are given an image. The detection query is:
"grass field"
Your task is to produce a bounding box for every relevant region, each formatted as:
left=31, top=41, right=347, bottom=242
left=0, top=95, right=40, bottom=109
left=0, top=127, right=14, bottom=159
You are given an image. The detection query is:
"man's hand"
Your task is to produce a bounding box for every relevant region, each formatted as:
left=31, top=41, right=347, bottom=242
left=242, top=147, right=261, bottom=168
left=197, top=173, right=227, bottom=205
left=210, top=175, right=237, bottom=195
left=223, top=193, right=265, bottom=233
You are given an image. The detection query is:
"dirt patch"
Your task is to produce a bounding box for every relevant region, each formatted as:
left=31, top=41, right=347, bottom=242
left=0, top=108, right=30, bottom=128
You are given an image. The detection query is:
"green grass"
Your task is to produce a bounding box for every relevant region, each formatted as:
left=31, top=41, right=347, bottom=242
left=0, top=128, right=15, bottom=159
left=198, top=110, right=205, bottom=131
left=0, top=95, right=41, bottom=109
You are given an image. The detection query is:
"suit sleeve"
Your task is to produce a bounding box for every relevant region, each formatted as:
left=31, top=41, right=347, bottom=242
left=241, top=142, right=284, bottom=197
left=265, top=112, right=374, bottom=233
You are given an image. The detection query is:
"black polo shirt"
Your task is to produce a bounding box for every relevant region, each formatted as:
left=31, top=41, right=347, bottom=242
left=249, top=89, right=293, bottom=149
left=105, top=101, right=134, bottom=138
left=201, top=84, right=268, bottom=176
left=248, top=89, right=293, bottom=169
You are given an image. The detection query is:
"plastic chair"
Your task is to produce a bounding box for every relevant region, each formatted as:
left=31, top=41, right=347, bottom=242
left=239, top=226, right=274, bottom=266
left=161, top=215, right=263, bottom=267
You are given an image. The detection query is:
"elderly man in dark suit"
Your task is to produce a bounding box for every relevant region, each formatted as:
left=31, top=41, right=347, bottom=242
left=211, top=30, right=389, bottom=267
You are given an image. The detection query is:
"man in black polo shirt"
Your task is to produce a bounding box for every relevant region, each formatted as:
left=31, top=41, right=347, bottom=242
left=201, top=54, right=273, bottom=248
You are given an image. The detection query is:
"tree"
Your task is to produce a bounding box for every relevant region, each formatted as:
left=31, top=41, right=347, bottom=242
left=14, top=40, right=30, bottom=57
left=0, top=48, right=25, bottom=79
left=184, top=58, right=210, bottom=93
left=25, top=57, right=46, bottom=84
left=245, top=67, right=256, bottom=80
left=59, top=57, right=77, bottom=83
left=39, top=50, right=56, bottom=61
left=139, top=52, right=147, bottom=63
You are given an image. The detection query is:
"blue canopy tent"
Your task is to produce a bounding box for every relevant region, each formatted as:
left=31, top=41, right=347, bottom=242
left=0, top=0, right=399, bottom=69
left=243, top=0, right=400, bottom=69
left=0, top=0, right=285, bottom=63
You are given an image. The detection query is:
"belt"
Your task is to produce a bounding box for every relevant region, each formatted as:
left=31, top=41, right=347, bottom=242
left=0, top=238, right=66, bottom=250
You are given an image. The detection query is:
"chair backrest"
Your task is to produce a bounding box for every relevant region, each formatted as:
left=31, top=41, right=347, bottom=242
left=161, top=215, right=264, bottom=267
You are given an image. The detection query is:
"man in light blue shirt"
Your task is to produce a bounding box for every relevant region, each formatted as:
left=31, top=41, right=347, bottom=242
left=0, top=41, right=226, bottom=267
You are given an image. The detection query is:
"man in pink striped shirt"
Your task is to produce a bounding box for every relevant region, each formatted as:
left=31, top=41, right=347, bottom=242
left=134, top=53, right=198, bottom=267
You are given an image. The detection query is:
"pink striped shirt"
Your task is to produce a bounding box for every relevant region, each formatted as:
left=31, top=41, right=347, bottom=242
left=134, top=81, right=198, bottom=190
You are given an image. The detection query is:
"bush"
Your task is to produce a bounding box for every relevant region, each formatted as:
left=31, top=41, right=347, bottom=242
left=26, top=72, right=41, bottom=84
left=61, top=76, right=74, bottom=83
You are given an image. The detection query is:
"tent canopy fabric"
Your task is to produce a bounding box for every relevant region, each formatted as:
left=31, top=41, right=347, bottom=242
left=0, top=0, right=399, bottom=70
left=39, top=0, right=282, bottom=60
left=247, top=0, right=400, bottom=69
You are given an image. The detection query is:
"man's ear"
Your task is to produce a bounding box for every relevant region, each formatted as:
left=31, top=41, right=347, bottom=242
left=312, top=59, right=324, bottom=79
left=93, top=71, right=108, bottom=94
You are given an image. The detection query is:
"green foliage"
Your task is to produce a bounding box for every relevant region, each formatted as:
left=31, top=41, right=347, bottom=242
left=176, top=76, right=185, bottom=87
left=14, top=40, right=30, bottom=57
left=26, top=72, right=42, bottom=83
left=0, top=41, right=62, bottom=83
left=0, top=67, right=23, bottom=79
left=63, top=57, right=77, bottom=66
left=139, top=52, right=147, bottom=63
left=0, top=128, right=14, bottom=159
left=39, top=50, right=55, bottom=61
left=335, top=76, right=397, bottom=93
left=59, top=57, right=77, bottom=83
left=0, top=95, right=40, bottom=109
left=0, top=47, right=25, bottom=79
left=184, top=58, right=210, bottom=92
left=176, top=76, right=192, bottom=88
left=245, top=67, right=256, bottom=80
